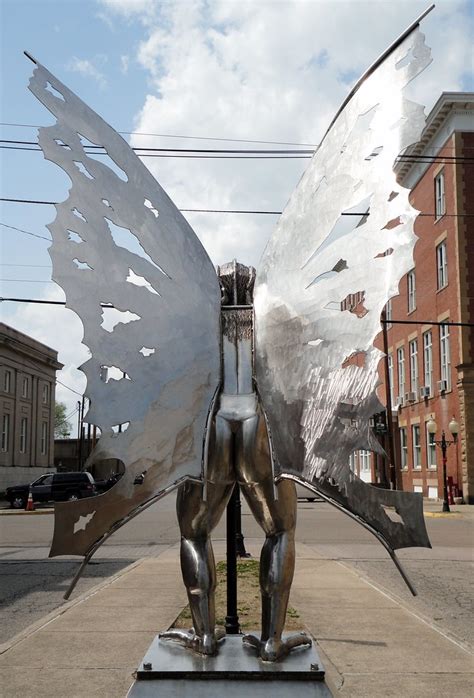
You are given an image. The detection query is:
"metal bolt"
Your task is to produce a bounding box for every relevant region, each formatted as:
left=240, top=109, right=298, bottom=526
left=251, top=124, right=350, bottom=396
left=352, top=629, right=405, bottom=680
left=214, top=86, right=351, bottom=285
left=143, top=662, right=152, bottom=671
left=311, top=663, right=320, bottom=672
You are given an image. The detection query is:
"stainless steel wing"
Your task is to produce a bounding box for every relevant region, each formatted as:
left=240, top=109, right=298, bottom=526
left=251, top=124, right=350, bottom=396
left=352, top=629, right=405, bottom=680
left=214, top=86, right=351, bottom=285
left=28, top=60, right=221, bottom=558
left=254, top=14, right=433, bottom=556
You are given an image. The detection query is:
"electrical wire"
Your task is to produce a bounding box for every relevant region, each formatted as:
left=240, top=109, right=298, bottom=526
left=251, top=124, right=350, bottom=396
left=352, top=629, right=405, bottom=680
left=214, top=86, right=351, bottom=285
left=0, top=122, right=319, bottom=147
left=2, top=294, right=472, bottom=328
left=2, top=202, right=473, bottom=218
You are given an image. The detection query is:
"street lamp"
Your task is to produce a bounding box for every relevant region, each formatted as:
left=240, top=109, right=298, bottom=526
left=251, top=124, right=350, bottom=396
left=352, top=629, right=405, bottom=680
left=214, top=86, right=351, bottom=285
left=426, top=416, right=459, bottom=512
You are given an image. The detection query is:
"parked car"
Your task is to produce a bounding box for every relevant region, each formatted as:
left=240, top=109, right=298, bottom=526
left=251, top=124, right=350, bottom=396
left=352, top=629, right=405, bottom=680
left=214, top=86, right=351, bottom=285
left=94, top=472, right=123, bottom=494
left=6, top=472, right=97, bottom=509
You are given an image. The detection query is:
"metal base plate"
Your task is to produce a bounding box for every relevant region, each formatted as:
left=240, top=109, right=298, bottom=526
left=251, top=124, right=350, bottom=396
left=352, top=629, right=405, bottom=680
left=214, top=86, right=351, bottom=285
left=136, top=633, right=324, bottom=680
left=128, top=634, right=331, bottom=697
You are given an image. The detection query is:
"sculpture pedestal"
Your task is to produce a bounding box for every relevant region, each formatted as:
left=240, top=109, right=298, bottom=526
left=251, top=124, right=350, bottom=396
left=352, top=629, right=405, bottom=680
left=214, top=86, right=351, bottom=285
left=127, top=634, right=332, bottom=697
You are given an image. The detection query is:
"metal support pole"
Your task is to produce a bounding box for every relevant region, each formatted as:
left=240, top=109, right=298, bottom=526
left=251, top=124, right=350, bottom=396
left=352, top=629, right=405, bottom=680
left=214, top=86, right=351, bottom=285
left=225, top=484, right=240, bottom=634
left=441, top=432, right=450, bottom=513
left=381, top=310, right=397, bottom=489
left=235, top=483, right=251, bottom=558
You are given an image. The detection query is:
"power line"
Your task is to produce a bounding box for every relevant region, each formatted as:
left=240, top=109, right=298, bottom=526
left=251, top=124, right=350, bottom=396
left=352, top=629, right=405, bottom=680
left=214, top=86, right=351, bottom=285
left=0, top=122, right=319, bottom=147
left=56, top=379, right=83, bottom=397
left=0, top=221, right=51, bottom=240
left=0, top=263, right=51, bottom=268
left=2, top=201, right=473, bottom=218
left=2, top=295, right=473, bottom=329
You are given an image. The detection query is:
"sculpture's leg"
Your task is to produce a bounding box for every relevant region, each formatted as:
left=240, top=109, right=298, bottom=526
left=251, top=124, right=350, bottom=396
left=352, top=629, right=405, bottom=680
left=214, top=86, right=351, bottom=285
left=160, top=416, right=234, bottom=655
left=237, top=413, right=312, bottom=661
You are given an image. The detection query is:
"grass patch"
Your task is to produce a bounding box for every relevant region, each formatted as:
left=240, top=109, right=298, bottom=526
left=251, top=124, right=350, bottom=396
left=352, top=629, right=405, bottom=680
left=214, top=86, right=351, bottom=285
left=173, top=558, right=301, bottom=631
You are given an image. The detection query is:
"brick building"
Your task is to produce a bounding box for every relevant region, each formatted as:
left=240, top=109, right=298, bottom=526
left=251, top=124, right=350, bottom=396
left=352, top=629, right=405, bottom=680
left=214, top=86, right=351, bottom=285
left=350, top=93, right=474, bottom=502
left=0, top=323, right=63, bottom=492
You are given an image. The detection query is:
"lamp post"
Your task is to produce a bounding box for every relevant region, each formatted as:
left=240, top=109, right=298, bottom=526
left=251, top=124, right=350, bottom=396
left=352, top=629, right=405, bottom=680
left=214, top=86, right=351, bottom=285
left=426, top=417, right=459, bottom=513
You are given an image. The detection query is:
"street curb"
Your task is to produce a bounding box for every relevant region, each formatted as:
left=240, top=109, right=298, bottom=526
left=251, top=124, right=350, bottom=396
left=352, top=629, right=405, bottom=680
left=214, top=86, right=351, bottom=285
left=424, top=512, right=463, bottom=518
left=0, top=557, right=147, bottom=656
left=334, top=556, right=473, bottom=655
left=0, top=508, right=54, bottom=516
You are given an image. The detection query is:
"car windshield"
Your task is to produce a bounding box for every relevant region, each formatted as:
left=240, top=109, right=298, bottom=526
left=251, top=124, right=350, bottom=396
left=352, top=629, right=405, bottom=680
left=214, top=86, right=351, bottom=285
left=32, top=475, right=53, bottom=486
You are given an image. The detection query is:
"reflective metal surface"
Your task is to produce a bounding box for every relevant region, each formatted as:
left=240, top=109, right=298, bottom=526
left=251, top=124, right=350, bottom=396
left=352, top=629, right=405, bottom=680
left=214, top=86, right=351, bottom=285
left=162, top=263, right=310, bottom=661
left=254, top=17, right=433, bottom=552
left=28, top=60, right=221, bottom=557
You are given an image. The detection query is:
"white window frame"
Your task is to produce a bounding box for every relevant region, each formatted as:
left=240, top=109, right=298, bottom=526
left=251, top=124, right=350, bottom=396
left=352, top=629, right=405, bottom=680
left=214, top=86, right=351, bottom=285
left=437, top=241, right=448, bottom=289
left=1, top=414, right=10, bottom=452
left=423, top=331, right=433, bottom=397
left=41, top=421, right=48, bottom=456
left=20, top=417, right=27, bottom=454
left=385, top=299, right=392, bottom=329
left=440, top=322, right=451, bottom=391
left=387, top=354, right=394, bottom=407
left=435, top=171, right=445, bottom=219
left=407, top=270, right=416, bottom=312
left=397, top=347, right=405, bottom=399
left=359, top=450, right=371, bottom=473
left=21, top=377, right=28, bottom=399
left=412, top=424, right=421, bottom=469
left=409, top=339, right=418, bottom=395
left=4, top=370, right=11, bottom=393
left=42, top=383, right=49, bottom=405
left=400, top=427, right=408, bottom=469
left=426, top=425, right=437, bottom=469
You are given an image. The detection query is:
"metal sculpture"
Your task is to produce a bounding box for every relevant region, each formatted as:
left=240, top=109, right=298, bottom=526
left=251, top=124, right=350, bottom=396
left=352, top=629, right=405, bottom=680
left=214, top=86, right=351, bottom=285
left=26, top=6, right=434, bottom=662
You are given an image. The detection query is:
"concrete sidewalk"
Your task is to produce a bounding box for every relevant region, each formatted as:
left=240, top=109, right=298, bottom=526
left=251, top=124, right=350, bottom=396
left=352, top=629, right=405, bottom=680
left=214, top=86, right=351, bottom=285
left=0, top=541, right=472, bottom=697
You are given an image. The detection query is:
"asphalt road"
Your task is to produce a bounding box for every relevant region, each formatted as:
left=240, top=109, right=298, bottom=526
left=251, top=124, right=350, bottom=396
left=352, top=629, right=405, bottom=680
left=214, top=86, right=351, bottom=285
left=1, top=495, right=472, bottom=649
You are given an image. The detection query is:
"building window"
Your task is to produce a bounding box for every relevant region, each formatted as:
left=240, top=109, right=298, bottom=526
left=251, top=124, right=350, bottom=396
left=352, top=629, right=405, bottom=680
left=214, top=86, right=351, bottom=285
left=20, top=417, right=28, bottom=454
left=397, top=347, right=405, bottom=401
left=436, top=241, right=448, bottom=289
left=400, top=427, right=408, bottom=469
left=42, top=384, right=50, bottom=405
left=4, top=370, right=11, bottom=393
left=1, top=414, right=10, bottom=452
left=22, top=377, right=28, bottom=399
left=412, top=424, right=421, bottom=469
left=440, top=323, right=451, bottom=391
left=387, top=354, right=394, bottom=407
left=434, top=171, right=445, bottom=219
left=427, top=426, right=437, bottom=469
left=359, top=450, right=371, bottom=473
left=385, top=299, right=392, bottom=329
left=407, top=270, right=416, bottom=312
left=41, top=422, right=48, bottom=456
left=409, top=339, right=418, bottom=395
left=423, top=331, right=433, bottom=396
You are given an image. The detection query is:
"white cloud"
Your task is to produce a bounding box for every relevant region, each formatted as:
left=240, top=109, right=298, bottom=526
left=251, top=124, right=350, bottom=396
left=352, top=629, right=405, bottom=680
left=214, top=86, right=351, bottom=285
left=68, top=56, right=108, bottom=89
left=8, top=1, right=471, bottom=435
left=120, top=54, right=130, bottom=74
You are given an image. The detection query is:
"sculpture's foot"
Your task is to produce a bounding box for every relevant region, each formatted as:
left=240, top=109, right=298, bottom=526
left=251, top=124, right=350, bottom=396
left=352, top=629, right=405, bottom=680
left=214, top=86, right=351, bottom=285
left=242, top=632, right=312, bottom=662
left=159, top=626, right=225, bottom=656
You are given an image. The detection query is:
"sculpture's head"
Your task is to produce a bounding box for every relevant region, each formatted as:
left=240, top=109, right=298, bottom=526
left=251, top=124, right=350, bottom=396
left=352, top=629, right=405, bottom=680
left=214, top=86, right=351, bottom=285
left=217, top=259, right=256, bottom=306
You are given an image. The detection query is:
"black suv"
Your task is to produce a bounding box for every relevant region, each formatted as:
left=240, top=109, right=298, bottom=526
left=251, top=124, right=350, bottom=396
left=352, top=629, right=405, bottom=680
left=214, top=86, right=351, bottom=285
left=6, top=472, right=97, bottom=509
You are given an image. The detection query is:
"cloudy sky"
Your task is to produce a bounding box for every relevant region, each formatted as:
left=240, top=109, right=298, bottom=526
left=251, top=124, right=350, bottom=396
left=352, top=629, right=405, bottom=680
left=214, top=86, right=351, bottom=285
left=1, top=0, right=473, bottom=430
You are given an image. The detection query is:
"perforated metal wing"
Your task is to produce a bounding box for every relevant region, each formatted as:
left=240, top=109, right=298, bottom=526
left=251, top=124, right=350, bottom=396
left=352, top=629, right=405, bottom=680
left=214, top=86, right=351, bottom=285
left=29, top=62, right=221, bottom=557
left=254, top=20, right=432, bottom=552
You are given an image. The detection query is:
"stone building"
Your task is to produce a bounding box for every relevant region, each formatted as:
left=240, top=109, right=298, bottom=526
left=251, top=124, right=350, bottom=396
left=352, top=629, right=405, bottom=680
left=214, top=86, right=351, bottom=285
left=0, top=323, right=63, bottom=492
left=355, top=92, right=474, bottom=502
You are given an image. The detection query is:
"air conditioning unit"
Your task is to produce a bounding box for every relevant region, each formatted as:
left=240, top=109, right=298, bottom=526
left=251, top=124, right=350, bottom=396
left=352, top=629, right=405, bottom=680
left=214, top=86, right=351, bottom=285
left=405, top=392, right=417, bottom=402
left=438, top=380, right=448, bottom=393
left=419, top=386, right=431, bottom=399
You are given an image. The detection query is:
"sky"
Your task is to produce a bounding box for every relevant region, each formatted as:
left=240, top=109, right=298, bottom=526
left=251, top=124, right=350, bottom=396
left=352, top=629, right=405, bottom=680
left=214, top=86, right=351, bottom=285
left=1, top=0, right=473, bottom=432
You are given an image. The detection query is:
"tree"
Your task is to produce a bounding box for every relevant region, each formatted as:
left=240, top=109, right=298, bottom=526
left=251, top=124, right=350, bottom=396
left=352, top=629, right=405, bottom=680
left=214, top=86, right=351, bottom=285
left=55, top=402, right=72, bottom=438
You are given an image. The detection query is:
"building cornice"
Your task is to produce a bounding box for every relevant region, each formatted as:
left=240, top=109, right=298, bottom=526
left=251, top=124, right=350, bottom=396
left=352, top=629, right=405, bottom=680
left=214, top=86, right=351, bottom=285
left=396, top=92, right=474, bottom=189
